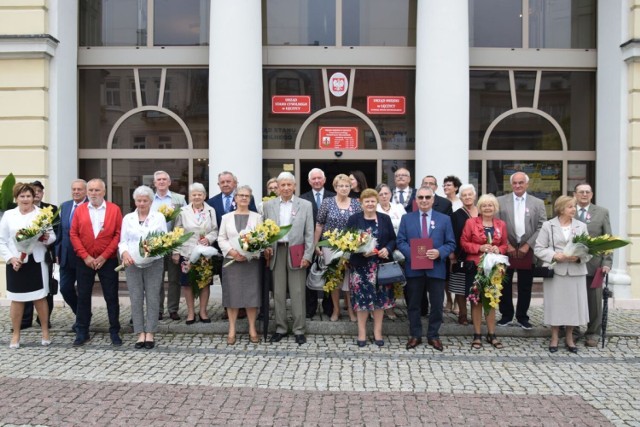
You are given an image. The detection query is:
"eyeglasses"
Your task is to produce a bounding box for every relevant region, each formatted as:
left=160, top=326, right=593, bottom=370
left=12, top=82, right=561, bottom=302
left=236, top=194, right=250, bottom=198
left=416, top=195, right=432, bottom=200
left=395, top=174, right=409, bottom=178
left=575, top=190, right=592, bottom=195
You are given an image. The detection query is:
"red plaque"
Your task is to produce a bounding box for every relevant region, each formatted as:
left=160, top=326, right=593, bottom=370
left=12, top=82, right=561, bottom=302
left=410, top=238, right=434, bottom=270
left=367, top=96, right=406, bottom=114
left=318, top=127, right=358, bottom=150
left=271, top=96, right=311, bottom=114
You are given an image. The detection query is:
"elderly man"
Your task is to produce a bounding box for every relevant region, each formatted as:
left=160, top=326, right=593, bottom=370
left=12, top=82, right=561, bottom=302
left=421, top=175, right=453, bottom=215
left=574, top=182, right=612, bottom=347
left=496, top=171, right=546, bottom=329
left=299, top=168, right=335, bottom=318
left=397, top=186, right=456, bottom=351
left=264, top=172, right=314, bottom=345
left=151, top=170, right=186, bottom=321
left=55, top=179, right=88, bottom=330
left=392, top=168, right=416, bottom=213
left=70, top=179, right=123, bottom=346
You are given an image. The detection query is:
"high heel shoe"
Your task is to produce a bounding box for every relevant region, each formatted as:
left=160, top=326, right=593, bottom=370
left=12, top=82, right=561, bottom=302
left=373, top=338, right=384, bottom=347
left=356, top=340, right=367, bottom=347
left=185, top=317, right=196, bottom=325
left=227, top=334, right=236, bottom=345
left=199, top=314, right=211, bottom=324
left=9, top=341, right=20, bottom=349
left=41, top=339, right=51, bottom=347
left=566, top=345, right=578, bottom=354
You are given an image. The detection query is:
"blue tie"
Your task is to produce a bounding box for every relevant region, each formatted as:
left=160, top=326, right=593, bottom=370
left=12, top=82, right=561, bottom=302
left=69, top=203, right=78, bottom=222
left=224, top=195, right=231, bottom=213
left=315, top=192, right=321, bottom=208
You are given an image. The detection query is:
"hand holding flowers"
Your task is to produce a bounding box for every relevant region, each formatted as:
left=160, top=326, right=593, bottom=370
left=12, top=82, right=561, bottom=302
left=14, top=205, right=58, bottom=262
left=224, top=219, right=291, bottom=267
left=115, top=227, right=193, bottom=271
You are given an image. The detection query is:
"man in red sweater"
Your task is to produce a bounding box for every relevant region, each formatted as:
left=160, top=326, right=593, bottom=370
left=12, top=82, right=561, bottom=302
left=70, top=179, right=123, bottom=346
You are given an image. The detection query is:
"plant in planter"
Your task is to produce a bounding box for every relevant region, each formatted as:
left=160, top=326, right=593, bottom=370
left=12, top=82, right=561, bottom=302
left=0, top=173, right=16, bottom=220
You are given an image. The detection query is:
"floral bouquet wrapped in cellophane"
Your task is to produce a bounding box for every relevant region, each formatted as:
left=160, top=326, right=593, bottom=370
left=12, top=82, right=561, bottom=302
left=316, top=228, right=377, bottom=293
left=187, top=245, right=219, bottom=298
left=116, top=227, right=193, bottom=271
left=468, top=251, right=509, bottom=315
left=14, top=205, right=58, bottom=261
left=571, top=233, right=631, bottom=257
left=223, top=219, right=291, bottom=267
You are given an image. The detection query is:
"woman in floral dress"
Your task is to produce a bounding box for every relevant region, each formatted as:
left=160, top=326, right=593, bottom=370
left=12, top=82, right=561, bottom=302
left=346, top=189, right=396, bottom=347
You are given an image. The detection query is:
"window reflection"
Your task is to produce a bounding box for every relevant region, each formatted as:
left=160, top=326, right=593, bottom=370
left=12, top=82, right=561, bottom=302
left=529, top=0, right=596, bottom=49
left=342, top=0, right=416, bottom=47
left=263, top=0, right=336, bottom=46
left=514, top=71, right=537, bottom=108
left=469, top=0, right=522, bottom=48
left=112, top=112, right=188, bottom=149
left=80, top=0, right=147, bottom=47
left=488, top=113, right=562, bottom=151
left=469, top=71, right=511, bottom=150
left=154, top=0, right=210, bottom=46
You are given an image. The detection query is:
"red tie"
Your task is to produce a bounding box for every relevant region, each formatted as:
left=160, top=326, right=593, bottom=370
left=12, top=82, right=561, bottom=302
left=421, top=213, right=428, bottom=238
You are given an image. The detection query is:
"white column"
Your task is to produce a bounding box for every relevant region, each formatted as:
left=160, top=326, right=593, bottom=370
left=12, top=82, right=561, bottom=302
left=49, top=0, right=78, bottom=205
left=209, top=2, right=263, bottom=197
left=415, top=1, right=469, bottom=191
left=600, top=1, right=632, bottom=298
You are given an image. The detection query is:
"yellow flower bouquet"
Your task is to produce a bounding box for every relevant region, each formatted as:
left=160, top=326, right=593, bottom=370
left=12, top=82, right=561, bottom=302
left=14, top=205, right=58, bottom=261
left=224, top=219, right=291, bottom=267
left=187, top=245, right=219, bottom=297
left=157, top=204, right=182, bottom=222
left=467, top=251, right=509, bottom=315
left=116, top=227, right=193, bottom=271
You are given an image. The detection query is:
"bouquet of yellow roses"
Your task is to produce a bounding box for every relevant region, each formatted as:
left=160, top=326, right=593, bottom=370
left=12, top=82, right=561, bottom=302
left=157, top=204, right=181, bottom=222
left=223, top=219, right=291, bottom=267
left=14, top=205, right=58, bottom=261
left=316, top=228, right=377, bottom=293
left=571, top=233, right=631, bottom=256
left=467, top=236, right=509, bottom=315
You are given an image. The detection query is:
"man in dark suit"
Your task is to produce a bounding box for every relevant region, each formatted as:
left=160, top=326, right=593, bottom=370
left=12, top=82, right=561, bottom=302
left=299, top=168, right=335, bottom=317
left=55, top=179, right=88, bottom=331
left=206, top=171, right=257, bottom=319
left=70, top=178, right=123, bottom=346
left=21, top=180, right=57, bottom=329
left=392, top=168, right=416, bottom=213
left=574, top=182, right=612, bottom=347
left=496, top=171, right=547, bottom=329
left=421, top=175, right=453, bottom=215
left=397, top=186, right=456, bottom=351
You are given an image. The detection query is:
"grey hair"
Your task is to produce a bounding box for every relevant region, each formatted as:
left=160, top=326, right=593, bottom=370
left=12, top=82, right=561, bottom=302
left=308, top=168, right=325, bottom=180
left=375, top=183, right=391, bottom=193
left=132, top=185, right=154, bottom=200
left=71, top=179, right=87, bottom=188
left=458, top=183, right=476, bottom=196
left=87, top=178, right=106, bottom=189
left=277, top=171, right=296, bottom=183
left=218, top=171, right=238, bottom=183
left=417, top=186, right=435, bottom=195
left=510, top=171, right=529, bottom=184
left=153, top=170, right=170, bottom=181
left=236, top=185, right=253, bottom=195
left=189, top=182, right=207, bottom=195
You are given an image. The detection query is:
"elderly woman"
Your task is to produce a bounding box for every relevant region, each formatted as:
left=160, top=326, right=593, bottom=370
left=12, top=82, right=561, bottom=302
left=346, top=189, right=396, bottom=347
left=460, top=193, right=508, bottom=350
left=218, top=185, right=262, bottom=344
left=348, top=170, right=368, bottom=199
left=443, top=175, right=463, bottom=212
left=119, top=185, right=167, bottom=349
left=449, top=184, right=479, bottom=325
left=534, top=196, right=588, bottom=354
left=375, top=183, right=406, bottom=320
left=172, top=183, right=219, bottom=325
left=315, top=173, right=363, bottom=322
left=0, top=183, right=55, bottom=348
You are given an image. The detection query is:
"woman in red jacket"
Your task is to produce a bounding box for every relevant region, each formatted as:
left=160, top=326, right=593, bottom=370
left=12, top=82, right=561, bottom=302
left=460, top=194, right=508, bottom=350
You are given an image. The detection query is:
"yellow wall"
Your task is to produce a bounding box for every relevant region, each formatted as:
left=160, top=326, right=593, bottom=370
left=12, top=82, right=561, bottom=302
left=629, top=0, right=640, bottom=297
left=0, top=1, right=50, bottom=297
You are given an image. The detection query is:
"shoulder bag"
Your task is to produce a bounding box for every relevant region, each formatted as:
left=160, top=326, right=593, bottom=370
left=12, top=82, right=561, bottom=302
left=377, top=261, right=406, bottom=286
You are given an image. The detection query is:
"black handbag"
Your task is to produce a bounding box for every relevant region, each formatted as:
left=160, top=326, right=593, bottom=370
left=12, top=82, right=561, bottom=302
left=452, top=260, right=476, bottom=274
left=377, top=261, right=406, bottom=286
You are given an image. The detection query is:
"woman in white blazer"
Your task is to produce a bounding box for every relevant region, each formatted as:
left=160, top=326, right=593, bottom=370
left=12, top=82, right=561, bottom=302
left=534, top=195, right=589, bottom=354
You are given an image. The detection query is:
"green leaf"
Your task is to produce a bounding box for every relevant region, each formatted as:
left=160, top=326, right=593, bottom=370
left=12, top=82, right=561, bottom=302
left=0, top=173, right=16, bottom=211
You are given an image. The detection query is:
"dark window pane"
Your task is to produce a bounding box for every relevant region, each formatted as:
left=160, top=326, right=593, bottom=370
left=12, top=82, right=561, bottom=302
left=263, top=159, right=295, bottom=191
left=138, top=69, right=162, bottom=106
left=79, top=159, right=107, bottom=186
left=469, top=160, right=482, bottom=193
left=112, top=159, right=189, bottom=213
left=154, top=0, right=210, bottom=46
left=79, top=0, right=147, bottom=46
left=487, top=112, right=562, bottom=151
left=515, top=71, right=537, bottom=108
left=342, top=0, right=416, bottom=46
left=568, top=161, right=595, bottom=198
left=263, top=0, right=336, bottom=46
left=538, top=71, right=595, bottom=150
left=469, top=71, right=511, bottom=150
left=469, top=0, right=522, bottom=48
left=112, top=111, right=188, bottom=149
left=193, top=158, right=210, bottom=194
left=529, top=0, right=596, bottom=49
left=165, top=69, right=209, bottom=149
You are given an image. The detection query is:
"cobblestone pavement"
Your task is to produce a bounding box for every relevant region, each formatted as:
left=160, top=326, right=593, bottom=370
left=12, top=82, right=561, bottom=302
left=1, top=302, right=639, bottom=426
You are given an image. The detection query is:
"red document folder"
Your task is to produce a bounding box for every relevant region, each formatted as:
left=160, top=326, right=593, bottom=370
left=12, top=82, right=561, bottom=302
left=508, top=249, right=533, bottom=270
left=410, top=238, right=433, bottom=269
left=590, top=267, right=604, bottom=289
left=289, top=244, right=305, bottom=268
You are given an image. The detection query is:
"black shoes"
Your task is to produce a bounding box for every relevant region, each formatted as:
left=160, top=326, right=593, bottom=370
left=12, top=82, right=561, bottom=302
left=199, top=315, right=211, bottom=324
left=356, top=340, right=367, bottom=347
left=269, top=333, right=288, bottom=343
left=566, top=345, right=578, bottom=354
left=134, top=341, right=145, bottom=349
left=294, top=334, right=307, bottom=345
left=110, top=333, right=123, bottom=346
left=185, top=317, right=196, bottom=325
left=144, top=341, right=155, bottom=349
left=169, top=312, right=181, bottom=321
left=548, top=346, right=558, bottom=353
left=73, top=335, right=91, bottom=347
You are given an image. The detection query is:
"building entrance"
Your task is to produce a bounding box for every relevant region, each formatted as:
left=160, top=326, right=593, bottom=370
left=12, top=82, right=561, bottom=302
left=299, top=160, right=377, bottom=194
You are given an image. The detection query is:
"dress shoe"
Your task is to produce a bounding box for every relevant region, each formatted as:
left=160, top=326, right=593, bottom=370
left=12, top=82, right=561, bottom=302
left=227, top=334, right=236, bottom=345
left=41, top=339, right=51, bottom=347
left=294, top=334, right=307, bottom=345
left=144, top=341, right=155, bottom=349
left=73, top=336, right=90, bottom=347
left=185, top=317, right=196, bottom=325
left=356, top=340, right=367, bottom=347
left=427, top=338, right=444, bottom=352
left=584, top=338, right=598, bottom=347
left=169, top=312, right=181, bottom=321
left=374, top=339, right=384, bottom=347
left=199, top=314, right=211, bottom=324
left=269, top=333, right=287, bottom=343
left=238, top=308, right=247, bottom=319
left=566, top=345, right=578, bottom=354
left=548, top=346, right=558, bottom=353
left=406, top=337, right=422, bottom=350
left=110, top=333, right=123, bottom=346
left=134, top=341, right=145, bottom=349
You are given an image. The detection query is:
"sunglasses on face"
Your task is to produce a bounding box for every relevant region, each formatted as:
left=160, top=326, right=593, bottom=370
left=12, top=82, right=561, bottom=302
left=416, top=195, right=432, bottom=200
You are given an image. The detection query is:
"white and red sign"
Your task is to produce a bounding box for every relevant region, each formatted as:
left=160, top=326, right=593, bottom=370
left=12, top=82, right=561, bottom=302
left=367, top=96, right=406, bottom=114
left=318, top=127, right=358, bottom=150
left=329, top=72, right=349, bottom=97
left=271, top=96, right=311, bottom=114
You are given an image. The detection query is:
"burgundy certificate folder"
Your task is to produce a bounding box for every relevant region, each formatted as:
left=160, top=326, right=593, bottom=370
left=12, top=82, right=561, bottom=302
left=508, top=249, right=533, bottom=270
left=410, top=238, right=433, bottom=269
left=590, top=267, right=604, bottom=289
left=289, top=244, right=305, bottom=268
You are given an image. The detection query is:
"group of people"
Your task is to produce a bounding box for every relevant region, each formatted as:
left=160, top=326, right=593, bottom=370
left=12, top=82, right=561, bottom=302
left=0, top=166, right=612, bottom=352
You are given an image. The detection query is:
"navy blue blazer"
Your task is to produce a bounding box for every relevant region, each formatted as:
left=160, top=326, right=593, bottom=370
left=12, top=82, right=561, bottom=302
left=396, top=209, right=456, bottom=280
left=206, top=192, right=258, bottom=226
left=346, top=212, right=396, bottom=268
left=300, top=189, right=336, bottom=223
left=55, top=198, right=86, bottom=268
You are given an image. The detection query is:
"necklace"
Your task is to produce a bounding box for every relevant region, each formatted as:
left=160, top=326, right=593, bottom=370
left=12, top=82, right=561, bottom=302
left=381, top=204, right=391, bottom=212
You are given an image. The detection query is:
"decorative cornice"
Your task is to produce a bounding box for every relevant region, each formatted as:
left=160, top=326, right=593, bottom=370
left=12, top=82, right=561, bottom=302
left=0, top=34, right=59, bottom=59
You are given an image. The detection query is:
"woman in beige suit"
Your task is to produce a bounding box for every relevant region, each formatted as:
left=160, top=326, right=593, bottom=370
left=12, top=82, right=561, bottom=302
left=534, top=196, right=589, bottom=354
left=217, top=185, right=263, bottom=344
